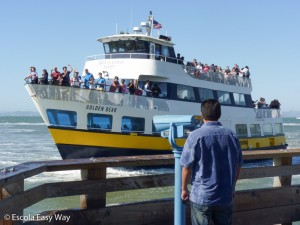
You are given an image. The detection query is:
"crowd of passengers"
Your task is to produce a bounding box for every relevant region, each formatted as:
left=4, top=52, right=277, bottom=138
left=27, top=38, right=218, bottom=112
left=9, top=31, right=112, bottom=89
left=255, top=97, right=281, bottom=109
left=176, top=54, right=251, bottom=78
left=24, top=66, right=162, bottom=97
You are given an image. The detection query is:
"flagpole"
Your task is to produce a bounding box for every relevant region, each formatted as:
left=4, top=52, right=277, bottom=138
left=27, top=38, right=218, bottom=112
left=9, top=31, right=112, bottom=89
left=150, top=11, right=153, bottom=37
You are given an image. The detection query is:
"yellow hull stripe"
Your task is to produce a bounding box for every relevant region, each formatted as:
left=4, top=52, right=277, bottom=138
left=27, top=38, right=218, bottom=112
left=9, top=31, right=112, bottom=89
left=49, top=128, right=286, bottom=151
left=239, top=135, right=286, bottom=149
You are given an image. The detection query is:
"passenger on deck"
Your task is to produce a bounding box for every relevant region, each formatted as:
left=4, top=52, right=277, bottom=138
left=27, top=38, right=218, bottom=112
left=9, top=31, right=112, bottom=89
left=120, top=79, right=127, bottom=93
left=109, top=76, right=120, bottom=92
left=241, top=66, right=250, bottom=78
left=202, top=64, right=210, bottom=73
left=83, top=69, right=94, bottom=89
left=151, top=84, right=161, bottom=97
left=144, top=80, right=152, bottom=97
left=176, top=53, right=181, bottom=64
left=94, top=72, right=106, bottom=90
left=39, top=69, right=49, bottom=85
left=134, top=79, right=143, bottom=95
left=61, top=64, right=73, bottom=86
left=257, top=97, right=267, bottom=109
left=224, top=66, right=231, bottom=76
left=232, top=64, right=240, bottom=77
left=269, top=99, right=281, bottom=109
left=127, top=79, right=135, bottom=95
left=196, top=62, right=203, bottom=71
left=24, top=66, right=39, bottom=84
left=50, top=67, right=61, bottom=85
left=70, top=71, right=82, bottom=87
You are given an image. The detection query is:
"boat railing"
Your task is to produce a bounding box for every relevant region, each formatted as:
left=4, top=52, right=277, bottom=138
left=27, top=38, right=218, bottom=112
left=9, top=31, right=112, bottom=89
left=183, top=66, right=252, bottom=88
left=254, top=108, right=281, bottom=118
left=86, top=53, right=252, bottom=88
left=25, top=83, right=170, bottom=112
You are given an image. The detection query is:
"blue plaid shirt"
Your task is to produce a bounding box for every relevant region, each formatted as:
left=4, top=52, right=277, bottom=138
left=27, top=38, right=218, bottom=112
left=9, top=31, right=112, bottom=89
left=180, top=121, right=242, bottom=206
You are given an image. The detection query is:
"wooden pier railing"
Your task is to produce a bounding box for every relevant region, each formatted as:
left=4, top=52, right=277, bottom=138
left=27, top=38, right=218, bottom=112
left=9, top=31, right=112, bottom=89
left=1, top=149, right=300, bottom=225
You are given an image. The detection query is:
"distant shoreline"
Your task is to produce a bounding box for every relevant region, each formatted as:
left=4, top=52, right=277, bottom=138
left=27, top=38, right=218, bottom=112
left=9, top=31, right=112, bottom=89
left=0, top=111, right=40, bottom=117
left=0, top=111, right=299, bottom=118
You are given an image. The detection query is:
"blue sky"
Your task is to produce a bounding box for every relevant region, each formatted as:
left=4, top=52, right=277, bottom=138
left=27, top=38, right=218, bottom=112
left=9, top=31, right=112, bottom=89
left=0, top=0, right=299, bottom=113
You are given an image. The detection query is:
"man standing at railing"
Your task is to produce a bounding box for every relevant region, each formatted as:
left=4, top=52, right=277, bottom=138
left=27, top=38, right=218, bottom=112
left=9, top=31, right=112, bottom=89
left=180, top=99, right=242, bottom=225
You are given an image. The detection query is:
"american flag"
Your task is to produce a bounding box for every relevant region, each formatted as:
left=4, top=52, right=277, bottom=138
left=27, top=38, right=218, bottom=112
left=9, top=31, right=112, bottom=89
left=153, top=20, right=162, bottom=29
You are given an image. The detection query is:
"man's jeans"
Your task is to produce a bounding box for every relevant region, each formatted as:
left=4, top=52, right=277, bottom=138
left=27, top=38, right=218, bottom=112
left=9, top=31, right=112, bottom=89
left=190, top=201, right=232, bottom=225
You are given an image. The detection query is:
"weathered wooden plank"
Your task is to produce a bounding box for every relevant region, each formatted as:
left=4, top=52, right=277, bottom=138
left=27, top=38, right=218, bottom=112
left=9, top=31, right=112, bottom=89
left=0, top=180, right=25, bottom=225
left=23, top=198, right=177, bottom=225
left=239, top=164, right=300, bottom=179
left=242, top=149, right=300, bottom=160
left=234, top=185, right=300, bottom=212
left=233, top=203, right=300, bottom=225
left=0, top=185, right=47, bottom=218
left=0, top=163, right=46, bottom=186
left=273, top=157, right=292, bottom=188
left=45, top=154, right=175, bottom=172
left=80, top=168, right=106, bottom=209
left=46, top=174, right=174, bottom=198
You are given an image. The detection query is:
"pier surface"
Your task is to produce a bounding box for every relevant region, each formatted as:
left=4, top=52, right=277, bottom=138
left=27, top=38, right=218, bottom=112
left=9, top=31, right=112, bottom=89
left=1, top=149, right=300, bottom=225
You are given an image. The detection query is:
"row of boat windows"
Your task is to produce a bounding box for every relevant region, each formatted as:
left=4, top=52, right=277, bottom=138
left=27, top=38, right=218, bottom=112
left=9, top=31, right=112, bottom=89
left=134, top=81, right=252, bottom=107
left=47, top=109, right=187, bottom=133
left=236, top=123, right=284, bottom=137
left=47, top=109, right=283, bottom=137
left=47, top=110, right=145, bottom=132
left=103, top=40, right=176, bottom=62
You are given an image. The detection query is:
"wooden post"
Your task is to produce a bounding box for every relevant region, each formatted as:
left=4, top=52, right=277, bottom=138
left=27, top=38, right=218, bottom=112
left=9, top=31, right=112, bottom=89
left=0, top=181, right=24, bottom=225
left=80, top=168, right=106, bottom=209
left=273, top=157, right=292, bottom=225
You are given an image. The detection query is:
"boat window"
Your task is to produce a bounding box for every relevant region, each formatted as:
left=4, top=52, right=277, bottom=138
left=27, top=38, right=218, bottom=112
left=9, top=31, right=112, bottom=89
left=104, top=43, right=110, bottom=53
left=245, top=94, right=254, bottom=107
left=275, top=123, right=284, bottom=134
left=103, top=40, right=149, bottom=54
left=161, top=46, right=170, bottom=57
left=46, top=109, right=77, bottom=128
left=121, top=116, right=145, bottom=133
left=233, top=93, right=246, bottom=106
left=137, top=81, right=168, bottom=98
left=155, top=44, right=161, bottom=60
left=250, top=124, right=261, bottom=136
left=235, top=124, right=248, bottom=137
left=217, top=91, right=232, bottom=105
left=87, top=113, right=112, bottom=131
left=198, top=88, right=215, bottom=102
left=263, top=123, right=273, bottom=136
left=177, top=84, right=196, bottom=101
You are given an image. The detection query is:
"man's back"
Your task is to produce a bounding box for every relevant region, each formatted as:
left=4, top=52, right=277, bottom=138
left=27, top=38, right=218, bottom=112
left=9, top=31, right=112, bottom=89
left=181, top=121, right=242, bottom=206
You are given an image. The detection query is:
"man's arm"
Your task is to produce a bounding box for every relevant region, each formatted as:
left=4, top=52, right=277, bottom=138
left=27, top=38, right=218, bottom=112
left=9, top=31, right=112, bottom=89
left=181, top=166, right=192, bottom=201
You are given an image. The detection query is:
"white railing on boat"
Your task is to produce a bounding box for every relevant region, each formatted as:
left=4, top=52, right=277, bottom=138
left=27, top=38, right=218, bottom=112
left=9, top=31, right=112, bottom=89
left=86, top=53, right=252, bottom=88
left=26, top=84, right=170, bottom=112
left=254, top=108, right=281, bottom=118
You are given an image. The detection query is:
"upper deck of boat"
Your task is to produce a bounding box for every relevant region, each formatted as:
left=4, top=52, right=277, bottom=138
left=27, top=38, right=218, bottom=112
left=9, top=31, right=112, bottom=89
left=86, top=52, right=252, bottom=89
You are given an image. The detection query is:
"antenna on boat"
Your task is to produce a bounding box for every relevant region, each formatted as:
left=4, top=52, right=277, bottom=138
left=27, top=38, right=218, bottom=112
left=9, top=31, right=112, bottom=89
left=130, top=7, right=133, bottom=34
left=149, top=11, right=153, bottom=36
left=115, top=23, right=118, bottom=34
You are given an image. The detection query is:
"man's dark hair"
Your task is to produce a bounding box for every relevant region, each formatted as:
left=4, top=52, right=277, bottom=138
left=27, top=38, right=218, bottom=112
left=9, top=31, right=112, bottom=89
left=201, top=99, right=221, bottom=121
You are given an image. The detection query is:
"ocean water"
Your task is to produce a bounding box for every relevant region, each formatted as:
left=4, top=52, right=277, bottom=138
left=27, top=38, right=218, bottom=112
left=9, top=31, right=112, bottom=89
left=1, top=116, right=300, bottom=220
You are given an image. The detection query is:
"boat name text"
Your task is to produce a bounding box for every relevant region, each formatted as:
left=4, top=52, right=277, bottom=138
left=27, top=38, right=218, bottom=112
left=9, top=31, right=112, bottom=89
left=86, top=105, right=117, bottom=113
left=98, top=60, right=124, bottom=71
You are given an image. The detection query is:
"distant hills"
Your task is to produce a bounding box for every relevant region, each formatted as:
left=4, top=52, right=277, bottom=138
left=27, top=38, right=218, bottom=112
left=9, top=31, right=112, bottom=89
left=0, top=110, right=299, bottom=118
left=282, top=111, right=300, bottom=118
left=0, top=111, right=40, bottom=117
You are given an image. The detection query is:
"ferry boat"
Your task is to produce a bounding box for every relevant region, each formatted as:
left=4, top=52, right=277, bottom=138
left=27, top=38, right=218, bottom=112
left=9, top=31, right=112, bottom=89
left=25, top=12, right=287, bottom=159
